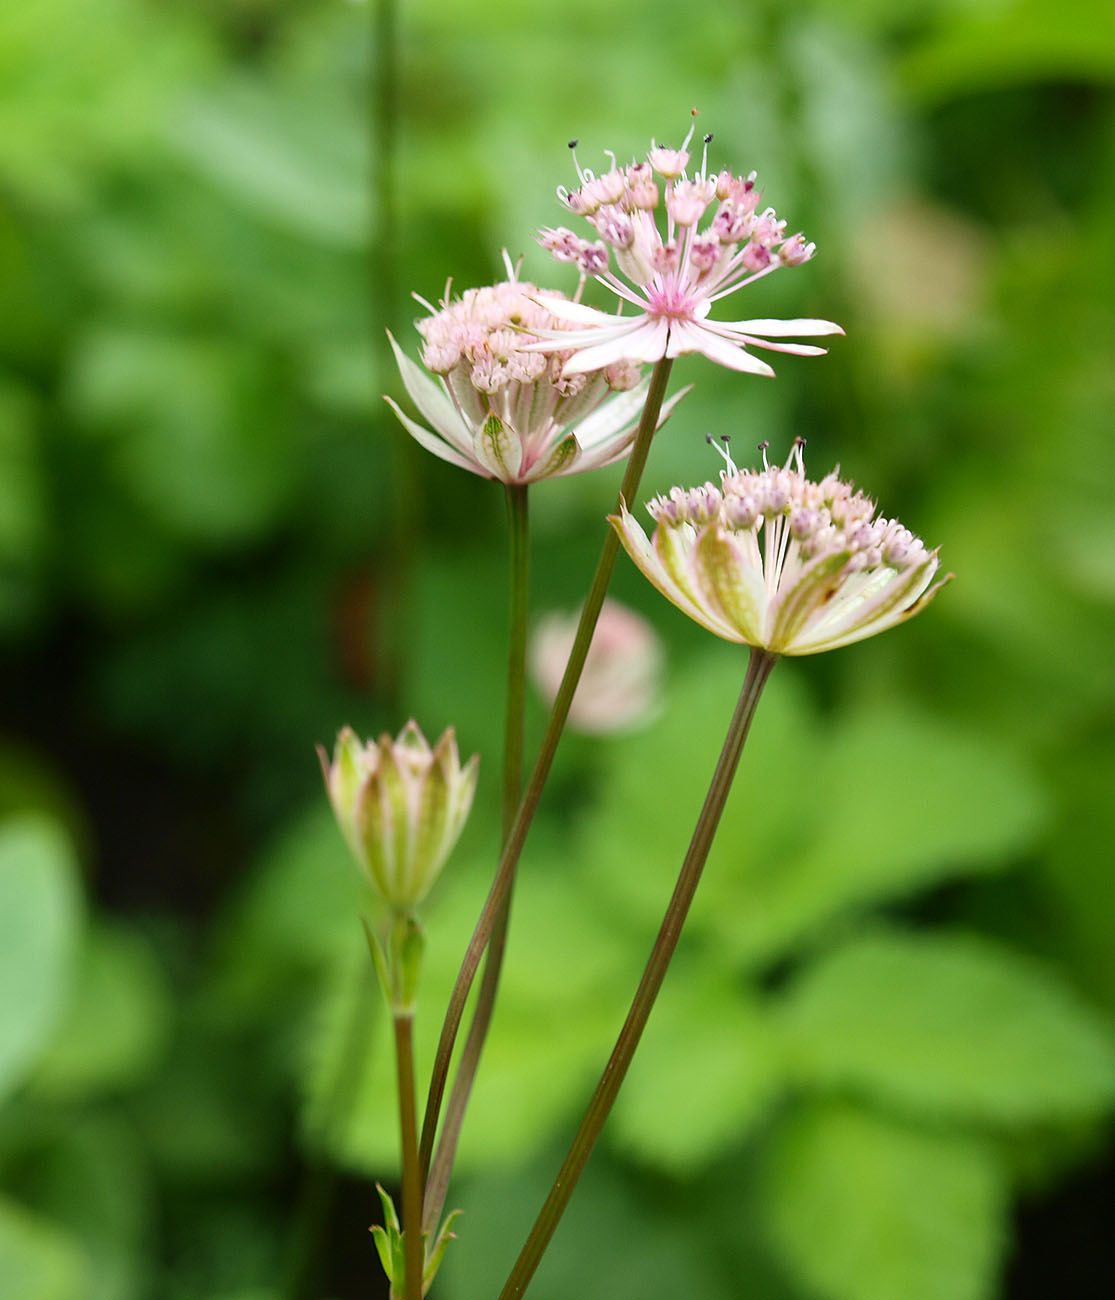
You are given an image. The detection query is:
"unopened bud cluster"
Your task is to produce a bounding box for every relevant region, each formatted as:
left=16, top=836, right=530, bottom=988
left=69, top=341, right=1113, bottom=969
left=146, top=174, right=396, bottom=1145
left=319, top=723, right=478, bottom=911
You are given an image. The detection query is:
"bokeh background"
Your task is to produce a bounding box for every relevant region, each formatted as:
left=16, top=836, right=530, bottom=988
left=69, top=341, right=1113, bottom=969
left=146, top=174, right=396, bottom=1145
left=2, top=0, right=1114, bottom=1297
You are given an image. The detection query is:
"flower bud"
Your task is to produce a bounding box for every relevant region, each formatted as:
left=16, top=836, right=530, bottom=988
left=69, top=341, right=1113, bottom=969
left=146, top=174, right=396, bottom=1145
left=319, top=722, right=479, bottom=909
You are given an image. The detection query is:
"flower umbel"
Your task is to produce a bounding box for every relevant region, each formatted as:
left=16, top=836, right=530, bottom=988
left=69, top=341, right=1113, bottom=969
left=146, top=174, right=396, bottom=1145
left=319, top=723, right=479, bottom=909
left=610, top=439, right=950, bottom=655
left=532, top=123, right=844, bottom=376
left=386, top=254, right=683, bottom=484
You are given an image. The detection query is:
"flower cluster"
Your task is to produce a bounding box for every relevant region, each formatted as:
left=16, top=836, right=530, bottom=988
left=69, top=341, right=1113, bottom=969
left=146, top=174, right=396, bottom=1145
left=531, top=125, right=843, bottom=375
left=319, top=723, right=479, bottom=910
left=611, top=439, right=949, bottom=655
left=387, top=256, right=682, bottom=484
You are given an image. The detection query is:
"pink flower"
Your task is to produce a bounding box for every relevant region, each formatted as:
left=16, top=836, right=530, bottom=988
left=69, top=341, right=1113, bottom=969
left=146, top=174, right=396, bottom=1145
left=386, top=255, right=684, bottom=484
left=531, top=126, right=844, bottom=377
left=530, top=599, right=663, bottom=734
left=611, top=439, right=950, bottom=656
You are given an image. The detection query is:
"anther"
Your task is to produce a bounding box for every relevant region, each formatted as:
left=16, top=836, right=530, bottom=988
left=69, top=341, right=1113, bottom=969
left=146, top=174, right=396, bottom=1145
left=758, top=439, right=770, bottom=470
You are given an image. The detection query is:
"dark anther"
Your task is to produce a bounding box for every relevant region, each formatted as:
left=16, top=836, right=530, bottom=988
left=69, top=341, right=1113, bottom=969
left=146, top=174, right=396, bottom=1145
left=705, top=433, right=716, bottom=446
left=704, top=133, right=714, bottom=144
left=758, top=440, right=770, bottom=452
left=720, top=434, right=731, bottom=446
left=568, top=139, right=579, bottom=150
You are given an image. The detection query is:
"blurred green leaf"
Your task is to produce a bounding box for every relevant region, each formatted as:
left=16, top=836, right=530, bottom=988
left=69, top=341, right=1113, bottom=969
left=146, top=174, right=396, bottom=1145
left=759, top=1101, right=1007, bottom=1300
left=901, top=0, right=1115, bottom=100
left=14, top=1116, right=153, bottom=1300
left=608, top=962, right=781, bottom=1175
left=0, top=1197, right=83, bottom=1300
left=166, top=78, right=368, bottom=247
left=582, top=648, right=1046, bottom=968
left=0, top=816, right=82, bottom=1104
left=303, top=842, right=634, bottom=1174
left=30, top=923, right=173, bottom=1099
left=778, top=929, right=1115, bottom=1127
left=66, top=328, right=297, bottom=544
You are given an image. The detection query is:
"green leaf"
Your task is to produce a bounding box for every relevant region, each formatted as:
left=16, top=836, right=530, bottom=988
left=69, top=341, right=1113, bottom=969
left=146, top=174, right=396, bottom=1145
left=777, top=929, right=1115, bottom=1127
left=759, top=1101, right=1007, bottom=1300
left=12, top=1116, right=153, bottom=1300
left=581, top=649, right=1046, bottom=969
left=0, top=817, right=82, bottom=1104
left=30, top=923, right=172, bottom=1099
left=0, top=1198, right=83, bottom=1300
left=302, top=845, right=633, bottom=1174
left=609, top=963, right=781, bottom=1175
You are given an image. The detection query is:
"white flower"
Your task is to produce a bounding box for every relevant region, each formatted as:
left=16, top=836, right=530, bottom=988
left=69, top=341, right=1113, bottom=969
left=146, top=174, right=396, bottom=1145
left=531, top=127, right=843, bottom=376
left=386, top=255, right=683, bottom=484
left=610, top=439, right=950, bottom=655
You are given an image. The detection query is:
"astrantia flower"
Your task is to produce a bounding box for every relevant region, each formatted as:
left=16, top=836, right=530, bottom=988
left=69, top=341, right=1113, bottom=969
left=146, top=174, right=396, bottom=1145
left=319, top=723, right=479, bottom=909
left=386, top=254, right=683, bottom=484
left=610, top=439, right=950, bottom=655
left=531, top=125, right=844, bottom=376
left=531, top=598, right=663, bottom=733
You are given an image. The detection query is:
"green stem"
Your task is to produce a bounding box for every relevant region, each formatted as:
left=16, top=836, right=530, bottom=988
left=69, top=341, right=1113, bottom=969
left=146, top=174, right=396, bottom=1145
left=417, top=356, right=675, bottom=1183
left=421, top=484, right=530, bottom=1232
left=498, top=647, right=779, bottom=1300
left=393, top=1013, right=424, bottom=1300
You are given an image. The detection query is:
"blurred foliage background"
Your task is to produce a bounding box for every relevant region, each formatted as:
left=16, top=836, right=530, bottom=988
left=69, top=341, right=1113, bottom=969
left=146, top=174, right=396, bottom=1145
left=1, top=0, right=1114, bottom=1297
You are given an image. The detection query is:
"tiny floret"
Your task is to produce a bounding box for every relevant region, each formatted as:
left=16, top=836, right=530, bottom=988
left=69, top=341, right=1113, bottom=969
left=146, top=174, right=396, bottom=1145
left=386, top=253, right=682, bottom=484
left=530, top=124, right=844, bottom=377
left=319, top=722, right=479, bottom=909
left=610, top=440, right=951, bottom=656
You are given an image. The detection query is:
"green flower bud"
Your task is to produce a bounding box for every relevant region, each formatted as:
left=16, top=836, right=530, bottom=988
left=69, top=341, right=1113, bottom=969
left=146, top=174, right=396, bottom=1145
left=319, top=722, right=479, bottom=910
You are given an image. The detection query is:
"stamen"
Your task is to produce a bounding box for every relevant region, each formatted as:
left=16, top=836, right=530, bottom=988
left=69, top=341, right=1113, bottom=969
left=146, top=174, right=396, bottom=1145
left=701, top=132, right=713, bottom=178
left=788, top=436, right=806, bottom=475
left=706, top=432, right=738, bottom=475
left=758, top=439, right=770, bottom=470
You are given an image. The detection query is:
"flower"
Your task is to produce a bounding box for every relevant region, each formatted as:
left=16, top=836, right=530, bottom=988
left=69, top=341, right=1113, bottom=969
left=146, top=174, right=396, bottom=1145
left=530, top=598, right=663, bottom=733
left=319, top=723, right=479, bottom=909
left=610, top=439, right=950, bottom=655
left=386, top=254, right=684, bottom=484
left=530, top=124, right=844, bottom=376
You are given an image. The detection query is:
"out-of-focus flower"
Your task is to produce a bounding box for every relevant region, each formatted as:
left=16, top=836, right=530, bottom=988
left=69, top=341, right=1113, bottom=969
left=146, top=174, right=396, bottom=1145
left=530, top=124, right=843, bottom=376
left=319, top=723, right=478, bottom=909
left=386, top=254, right=683, bottom=484
left=611, top=439, right=949, bottom=655
left=530, top=598, right=663, bottom=734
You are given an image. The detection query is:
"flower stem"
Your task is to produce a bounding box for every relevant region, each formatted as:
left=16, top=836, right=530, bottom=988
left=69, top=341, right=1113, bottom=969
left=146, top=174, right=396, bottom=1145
left=421, top=483, right=530, bottom=1233
left=393, top=1012, right=424, bottom=1300
left=497, top=647, right=779, bottom=1300
left=417, top=356, right=675, bottom=1183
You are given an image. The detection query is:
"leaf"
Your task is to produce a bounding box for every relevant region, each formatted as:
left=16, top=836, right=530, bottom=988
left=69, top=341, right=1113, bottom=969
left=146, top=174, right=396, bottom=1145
left=302, top=844, right=634, bottom=1174
left=13, top=1116, right=153, bottom=1300
left=580, top=648, right=1046, bottom=969
left=0, top=1198, right=83, bottom=1300
left=0, top=817, right=82, bottom=1104
left=30, top=923, right=172, bottom=1099
left=608, top=962, right=781, bottom=1175
left=759, top=1101, right=1007, bottom=1300
left=777, top=929, right=1115, bottom=1127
